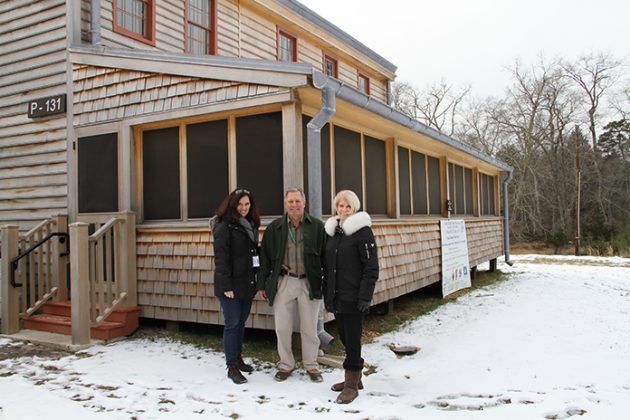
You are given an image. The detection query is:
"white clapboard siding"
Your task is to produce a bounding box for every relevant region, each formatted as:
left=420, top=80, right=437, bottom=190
left=0, top=0, right=68, bottom=229
left=217, top=0, right=240, bottom=57
left=90, top=1, right=390, bottom=102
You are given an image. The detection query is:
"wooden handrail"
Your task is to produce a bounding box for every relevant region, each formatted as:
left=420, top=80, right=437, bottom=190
left=90, top=218, right=122, bottom=241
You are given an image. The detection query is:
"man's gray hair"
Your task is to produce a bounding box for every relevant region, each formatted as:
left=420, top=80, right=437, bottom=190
left=284, top=187, right=306, bottom=201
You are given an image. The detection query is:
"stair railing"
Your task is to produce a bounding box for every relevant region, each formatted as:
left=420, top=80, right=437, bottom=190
left=1, top=215, right=68, bottom=334
left=70, top=211, right=136, bottom=345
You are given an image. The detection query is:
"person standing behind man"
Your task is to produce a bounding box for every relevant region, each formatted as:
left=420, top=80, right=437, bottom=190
left=324, top=190, right=379, bottom=404
left=212, top=188, right=260, bottom=384
left=257, top=187, right=326, bottom=382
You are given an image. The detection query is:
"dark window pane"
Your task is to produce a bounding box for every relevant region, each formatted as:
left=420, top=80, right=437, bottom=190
left=187, top=119, right=228, bottom=218
left=236, top=112, right=283, bottom=215
left=465, top=168, right=473, bottom=214
left=411, top=151, right=427, bottom=215
left=78, top=133, right=118, bottom=213
left=428, top=156, right=441, bottom=215
left=488, top=175, right=495, bottom=214
left=397, top=146, right=411, bottom=214
left=365, top=136, right=387, bottom=214
left=143, top=127, right=180, bottom=220
left=480, top=174, right=489, bottom=214
left=455, top=164, right=464, bottom=214
left=334, top=126, right=362, bottom=203
left=303, top=116, right=331, bottom=214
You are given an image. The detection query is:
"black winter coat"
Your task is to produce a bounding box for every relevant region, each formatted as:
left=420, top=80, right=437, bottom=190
left=323, top=212, right=379, bottom=313
left=212, top=218, right=259, bottom=299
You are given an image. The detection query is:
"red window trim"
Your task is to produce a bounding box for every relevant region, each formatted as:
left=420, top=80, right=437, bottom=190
left=323, top=53, right=338, bottom=78
left=184, top=0, right=217, bottom=55
left=277, top=27, right=298, bottom=62
left=112, top=0, right=156, bottom=46
left=358, top=72, right=370, bottom=95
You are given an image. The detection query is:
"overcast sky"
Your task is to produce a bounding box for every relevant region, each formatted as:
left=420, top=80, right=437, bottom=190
left=298, top=0, right=630, bottom=98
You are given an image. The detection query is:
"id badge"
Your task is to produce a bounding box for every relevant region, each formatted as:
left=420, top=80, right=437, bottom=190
left=252, top=255, right=260, bottom=267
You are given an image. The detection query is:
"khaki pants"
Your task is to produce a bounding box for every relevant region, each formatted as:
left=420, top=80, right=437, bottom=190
left=273, top=275, right=321, bottom=371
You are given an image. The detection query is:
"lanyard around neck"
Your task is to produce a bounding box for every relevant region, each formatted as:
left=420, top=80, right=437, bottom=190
left=288, top=223, right=303, bottom=245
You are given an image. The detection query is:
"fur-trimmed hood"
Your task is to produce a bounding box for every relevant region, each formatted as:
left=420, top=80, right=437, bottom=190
left=325, top=211, right=372, bottom=236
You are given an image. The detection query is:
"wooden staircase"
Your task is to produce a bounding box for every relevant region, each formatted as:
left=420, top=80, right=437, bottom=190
left=23, top=300, right=141, bottom=341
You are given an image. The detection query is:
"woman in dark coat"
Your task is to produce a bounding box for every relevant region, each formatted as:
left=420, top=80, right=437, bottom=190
left=211, top=188, right=260, bottom=384
left=323, top=190, right=379, bottom=404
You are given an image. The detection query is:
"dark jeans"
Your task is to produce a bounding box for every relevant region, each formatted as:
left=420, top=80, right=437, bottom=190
left=219, top=297, right=253, bottom=365
left=335, top=312, right=364, bottom=371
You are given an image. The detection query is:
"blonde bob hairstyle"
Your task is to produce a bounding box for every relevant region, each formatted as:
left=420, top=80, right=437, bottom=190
left=333, top=190, right=361, bottom=215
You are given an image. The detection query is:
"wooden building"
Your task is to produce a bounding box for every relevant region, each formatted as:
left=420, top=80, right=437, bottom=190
left=0, top=0, right=512, bottom=337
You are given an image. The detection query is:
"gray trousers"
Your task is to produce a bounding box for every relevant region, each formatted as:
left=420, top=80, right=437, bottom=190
left=272, top=275, right=321, bottom=371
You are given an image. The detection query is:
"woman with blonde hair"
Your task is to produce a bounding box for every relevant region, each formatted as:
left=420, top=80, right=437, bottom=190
left=323, top=190, right=379, bottom=403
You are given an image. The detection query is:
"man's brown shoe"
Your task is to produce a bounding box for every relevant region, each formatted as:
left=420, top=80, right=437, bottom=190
left=274, top=369, right=292, bottom=382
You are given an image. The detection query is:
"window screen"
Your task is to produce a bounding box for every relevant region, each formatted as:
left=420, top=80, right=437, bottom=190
left=143, top=127, right=180, bottom=220
left=334, top=126, right=362, bottom=203
left=455, top=164, right=465, bottom=214
left=302, top=116, right=331, bottom=214
left=411, top=150, right=427, bottom=215
left=78, top=133, right=118, bottom=213
left=397, top=146, right=411, bottom=214
left=364, top=136, right=387, bottom=214
left=428, top=156, right=441, bottom=215
left=464, top=168, right=473, bottom=214
left=236, top=112, right=284, bottom=215
left=187, top=119, right=228, bottom=218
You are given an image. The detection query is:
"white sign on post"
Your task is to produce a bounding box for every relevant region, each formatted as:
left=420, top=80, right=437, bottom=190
left=440, top=219, right=471, bottom=297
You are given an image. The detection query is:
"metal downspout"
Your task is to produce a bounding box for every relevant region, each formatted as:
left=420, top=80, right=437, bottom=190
left=90, top=0, right=101, bottom=44
left=502, top=170, right=514, bottom=266
left=306, top=72, right=337, bottom=219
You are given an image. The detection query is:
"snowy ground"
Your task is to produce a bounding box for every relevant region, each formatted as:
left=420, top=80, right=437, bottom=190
left=1, top=254, right=629, bottom=420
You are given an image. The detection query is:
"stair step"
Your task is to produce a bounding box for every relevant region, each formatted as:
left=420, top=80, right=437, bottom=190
left=24, top=302, right=142, bottom=341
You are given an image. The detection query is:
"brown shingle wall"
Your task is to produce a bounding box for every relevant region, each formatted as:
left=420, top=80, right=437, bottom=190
left=72, top=65, right=286, bottom=126
left=136, top=218, right=504, bottom=329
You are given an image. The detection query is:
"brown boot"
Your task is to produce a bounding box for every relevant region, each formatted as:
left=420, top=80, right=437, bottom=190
left=335, top=370, right=361, bottom=404
left=330, top=377, right=364, bottom=392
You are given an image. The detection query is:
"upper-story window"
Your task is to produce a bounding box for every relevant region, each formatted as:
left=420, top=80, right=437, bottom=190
left=113, top=0, right=155, bottom=45
left=277, top=29, right=297, bottom=62
left=186, top=0, right=216, bottom=55
left=358, top=73, right=370, bottom=95
left=323, top=54, right=338, bottom=78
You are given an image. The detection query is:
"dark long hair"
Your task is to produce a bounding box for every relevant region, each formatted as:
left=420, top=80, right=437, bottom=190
left=215, top=188, right=260, bottom=226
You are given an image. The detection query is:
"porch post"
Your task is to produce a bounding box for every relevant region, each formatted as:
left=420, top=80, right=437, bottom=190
left=51, top=214, right=68, bottom=301
left=1, top=225, right=20, bottom=334
left=70, top=222, right=90, bottom=345
left=117, top=211, right=137, bottom=307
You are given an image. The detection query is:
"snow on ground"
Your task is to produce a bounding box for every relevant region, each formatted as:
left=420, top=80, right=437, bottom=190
left=1, top=255, right=629, bottom=419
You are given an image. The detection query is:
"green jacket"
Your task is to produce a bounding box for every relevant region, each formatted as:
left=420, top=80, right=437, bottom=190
left=257, top=212, right=326, bottom=305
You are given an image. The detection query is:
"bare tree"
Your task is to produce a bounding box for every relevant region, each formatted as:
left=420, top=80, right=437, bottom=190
left=561, top=53, right=622, bottom=149
left=391, top=80, right=469, bottom=136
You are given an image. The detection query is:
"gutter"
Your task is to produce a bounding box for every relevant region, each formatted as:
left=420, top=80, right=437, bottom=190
left=306, top=72, right=339, bottom=219
left=502, top=170, right=514, bottom=266
left=314, top=76, right=512, bottom=172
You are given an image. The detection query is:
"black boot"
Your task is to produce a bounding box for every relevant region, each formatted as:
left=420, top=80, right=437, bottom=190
left=227, top=364, right=247, bottom=384
left=237, top=354, right=254, bottom=373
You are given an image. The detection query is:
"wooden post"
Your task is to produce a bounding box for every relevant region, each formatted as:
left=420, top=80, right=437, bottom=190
left=70, top=222, right=90, bottom=345
left=118, top=211, right=137, bottom=307
left=1, top=225, right=20, bottom=334
left=51, top=214, right=68, bottom=301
